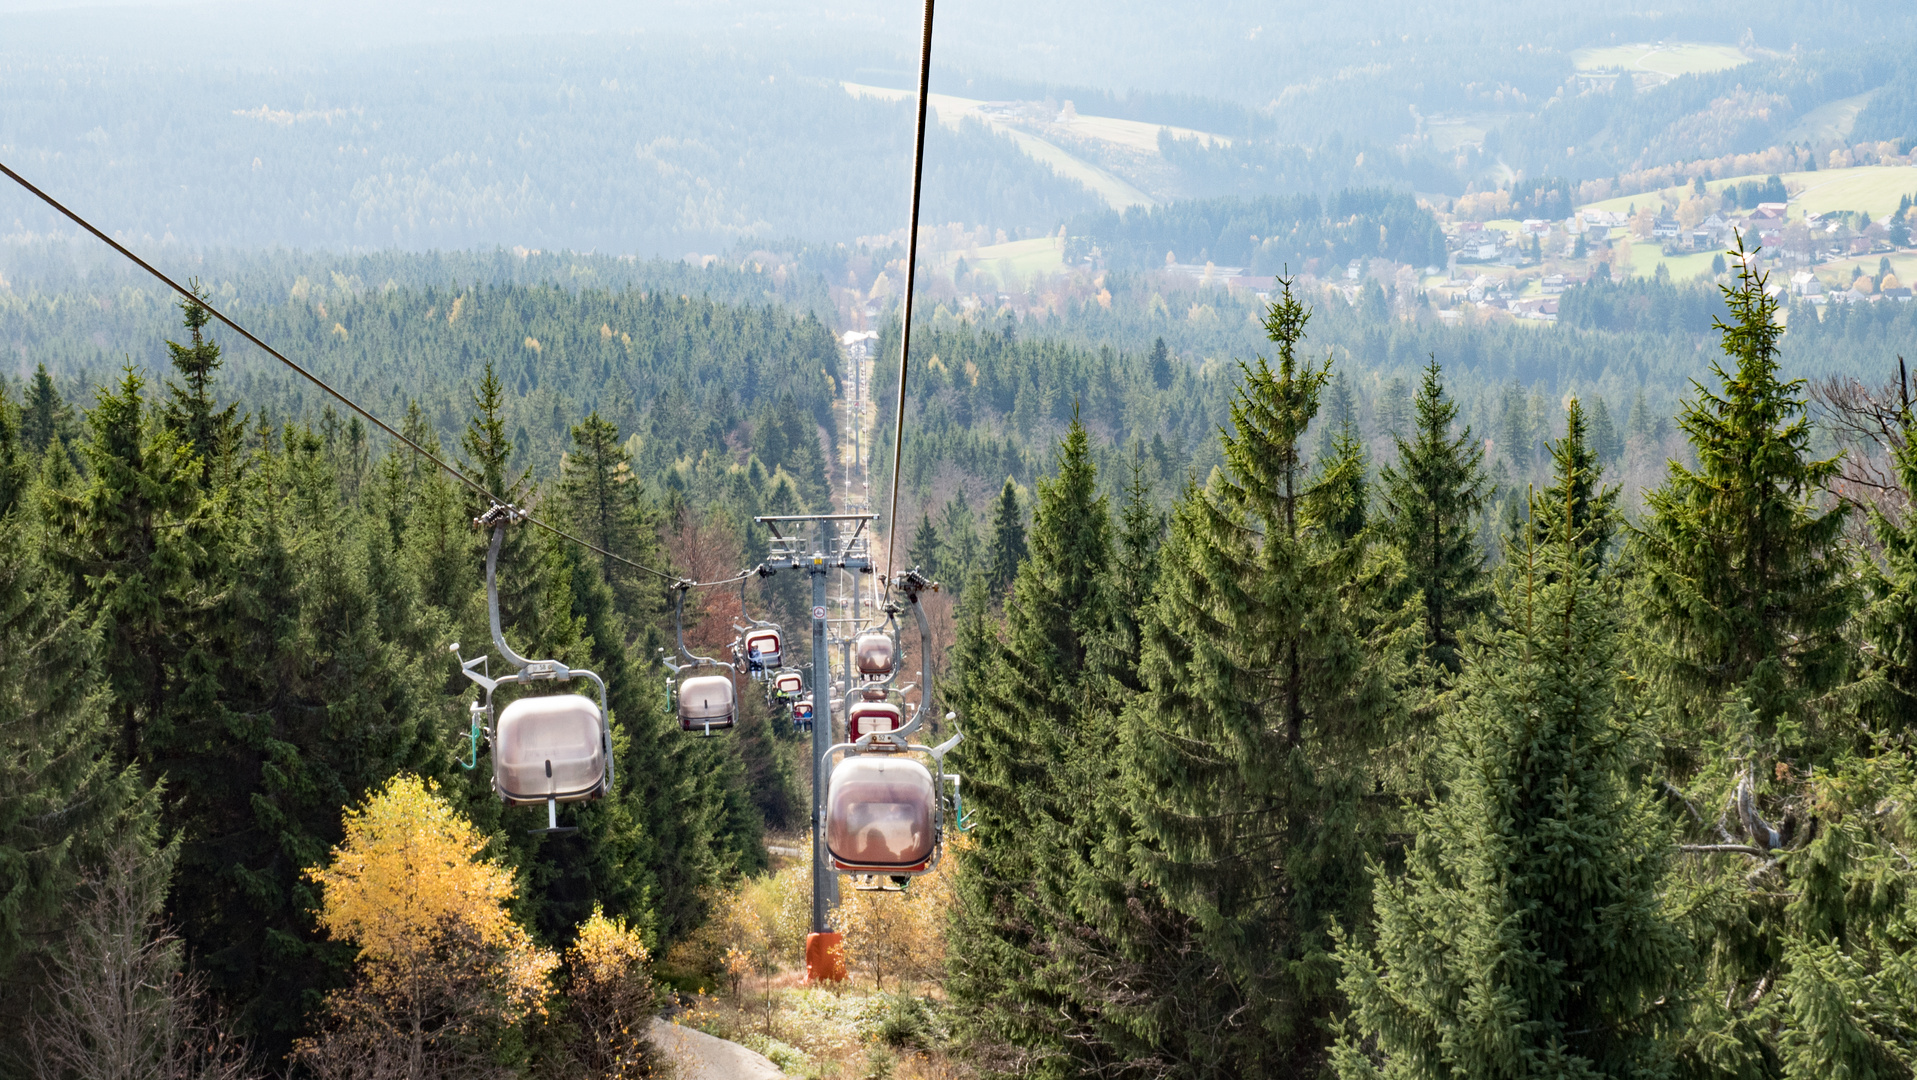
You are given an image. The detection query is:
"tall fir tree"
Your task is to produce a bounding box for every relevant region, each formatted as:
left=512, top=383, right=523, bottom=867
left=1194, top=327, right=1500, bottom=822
left=1861, top=407, right=1917, bottom=732
left=1631, top=247, right=1853, bottom=754
left=1124, top=283, right=1401, bottom=1074
left=1505, top=398, right=1620, bottom=561
left=0, top=383, right=27, bottom=517
left=161, top=289, right=243, bottom=485
left=986, top=477, right=1028, bottom=598
left=907, top=509, right=942, bottom=580
left=947, top=419, right=1114, bottom=1075
left=200, top=425, right=442, bottom=1046
left=1334, top=444, right=1693, bottom=1079
left=940, top=490, right=982, bottom=593
left=559, top=410, right=665, bottom=630
left=20, top=362, right=75, bottom=457
left=50, top=366, right=212, bottom=770
left=1379, top=357, right=1489, bottom=674
left=0, top=403, right=142, bottom=1034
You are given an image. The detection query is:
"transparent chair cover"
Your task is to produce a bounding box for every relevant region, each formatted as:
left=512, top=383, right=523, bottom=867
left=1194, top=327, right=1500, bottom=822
left=855, top=633, right=895, bottom=676
left=826, top=756, right=937, bottom=870
left=494, top=694, right=606, bottom=804
left=679, top=674, right=736, bottom=728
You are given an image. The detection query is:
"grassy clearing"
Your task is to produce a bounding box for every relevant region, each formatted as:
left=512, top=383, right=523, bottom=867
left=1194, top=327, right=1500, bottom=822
left=950, top=237, right=1066, bottom=289
left=1576, top=166, right=1917, bottom=221
left=1571, top=42, right=1749, bottom=77
left=1781, top=90, right=1877, bottom=145
left=1620, top=241, right=1721, bottom=282
left=1788, top=165, right=1917, bottom=218
left=996, top=129, right=1154, bottom=210
left=1061, top=113, right=1228, bottom=153
left=842, top=81, right=1160, bottom=211
left=1809, top=253, right=1917, bottom=289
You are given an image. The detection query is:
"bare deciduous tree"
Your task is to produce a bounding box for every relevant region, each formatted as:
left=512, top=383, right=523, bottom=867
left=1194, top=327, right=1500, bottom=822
left=27, top=840, right=258, bottom=1080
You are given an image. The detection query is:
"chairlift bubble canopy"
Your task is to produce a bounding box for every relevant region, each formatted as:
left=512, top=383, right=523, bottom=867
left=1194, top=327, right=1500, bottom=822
left=495, top=693, right=607, bottom=805
left=855, top=632, right=895, bottom=677
left=826, top=755, right=938, bottom=873
left=678, top=673, right=736, bottom=731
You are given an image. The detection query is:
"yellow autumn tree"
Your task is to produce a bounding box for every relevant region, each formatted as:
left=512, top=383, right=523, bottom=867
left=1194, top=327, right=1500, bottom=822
left=295, top=775, right=557, bottom=1080
left=833, top=834, right=966, bottom=991
left=564, top=907, right=656, bottom=1080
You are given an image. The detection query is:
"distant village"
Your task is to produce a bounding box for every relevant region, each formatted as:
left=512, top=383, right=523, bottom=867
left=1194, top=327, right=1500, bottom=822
left=1432, top=170, right=1917, bottom=323
left=1135, top=167, right=1917, bottom=327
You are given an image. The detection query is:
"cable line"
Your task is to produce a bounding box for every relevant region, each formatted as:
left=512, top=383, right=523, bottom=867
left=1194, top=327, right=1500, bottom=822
left=881, top=0, right=935, bottom=589
left=0, top=157, right=747, bottom=590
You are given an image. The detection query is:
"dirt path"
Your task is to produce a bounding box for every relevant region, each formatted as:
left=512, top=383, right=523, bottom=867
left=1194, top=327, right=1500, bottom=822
left=649, top=1018, right=785, bottom=1080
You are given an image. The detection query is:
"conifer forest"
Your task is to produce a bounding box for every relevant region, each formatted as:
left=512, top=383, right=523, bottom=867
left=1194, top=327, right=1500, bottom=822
left=14, top=2, right=1917, bottom=1079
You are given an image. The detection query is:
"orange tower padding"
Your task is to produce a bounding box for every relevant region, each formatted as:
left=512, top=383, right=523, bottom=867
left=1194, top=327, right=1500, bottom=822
left=805, top=931, right=847, bottom=982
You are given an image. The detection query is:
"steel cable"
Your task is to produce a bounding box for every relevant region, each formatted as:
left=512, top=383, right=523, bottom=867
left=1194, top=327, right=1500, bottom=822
left=881, top=0, right=936, bottom=590
left=0, top=157, right=748, bottom=589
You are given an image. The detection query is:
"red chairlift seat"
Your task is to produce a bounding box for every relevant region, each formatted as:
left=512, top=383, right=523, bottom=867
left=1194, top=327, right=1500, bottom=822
left=848, top=697, right=904, bottom=742
left=678, top=673, right=736, bottom=731
left=773, top=671, right=805, bottom=696
left=825, top=755, right=938, bottom=873
left=494, top=693, right=607, bottom=806
left=744, top=628, right=783, bottom=669
left=855, top=632, right=895, bottom=678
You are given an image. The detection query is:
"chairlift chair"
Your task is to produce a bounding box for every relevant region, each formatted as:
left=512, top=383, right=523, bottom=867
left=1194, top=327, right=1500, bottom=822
left=821, top=569, right=960, bottom=886
left=734, top=572, right=784, bottom=679
left=677, top=673, right=737, bottom=732
left=772, top=670, right=806, bottom=697
left=792, top=697, right=815, bottom=733
left=847, top=691, right=905, bottom=742
left=663, top=584, right=740, bottom=735
left=854, top=631, right=896, bottom=679
left=826, top=755, right=938, bottom=875
left=454, top=506, right=613, bottom=836
left=742, top=628, right=783, bottom=674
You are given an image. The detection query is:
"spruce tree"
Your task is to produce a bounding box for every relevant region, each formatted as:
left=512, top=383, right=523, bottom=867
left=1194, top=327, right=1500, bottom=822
left=1631, top=249, right=1853, bottom=751
left=1862, top=416, right=1917, bottom=732
left=51, top=367, right=211, bottom=769
left=20, top=363, right=74, bottom=457
left=1148, top=336, right=1173, bottom=390
left=947, top=419, right=1113, bottom=1072
left=939, top=490, right=981, bottom=591
left=1335, top=470, right=1692, bottom=1079
left=1125, top=283, right=1400, bottom=1073
left=1379, top=357, right=1489, bottom=674
left=907, top=509, right=941, bottom=579
left=1589, top=396, right=1623, bottom=468
left=0, top=383, right=27, bottom=517
left=1317, top=411, right=1370, bottom=544
left=164, top=422, right=442, bottom=1048
left=0, top=426, right=140, bottom=1015
left=559, top=411, right=664, bottom=628
left=1505, top=398, right=1619, bottom=561
left=161, top=289, right=242, bottom=483
left=1045, top=442, right=1248, bottom=1078
left=985, top=477, right=1027, bottom=597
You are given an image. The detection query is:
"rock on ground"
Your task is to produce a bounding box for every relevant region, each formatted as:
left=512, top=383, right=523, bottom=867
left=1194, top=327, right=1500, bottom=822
left=648, top=1017, right=786, bottom=1080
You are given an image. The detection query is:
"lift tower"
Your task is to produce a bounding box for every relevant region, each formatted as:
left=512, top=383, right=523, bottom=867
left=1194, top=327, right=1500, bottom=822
left=755, top=512, right=876, bottom=973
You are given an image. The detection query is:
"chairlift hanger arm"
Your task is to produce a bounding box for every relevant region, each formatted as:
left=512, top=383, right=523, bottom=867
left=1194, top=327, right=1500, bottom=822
left=667, top=584, right=727, bottom=669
